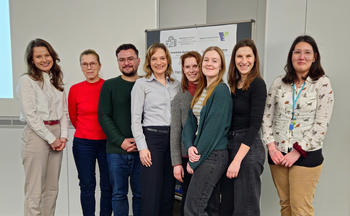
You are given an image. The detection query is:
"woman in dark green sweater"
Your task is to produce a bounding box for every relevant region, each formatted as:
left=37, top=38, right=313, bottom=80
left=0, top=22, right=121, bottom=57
left=182, top=46, right=232, bottom=216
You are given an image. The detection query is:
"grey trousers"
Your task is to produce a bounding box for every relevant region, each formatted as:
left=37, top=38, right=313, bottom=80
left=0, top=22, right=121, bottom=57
left=184, top=149, right=228, bottom=216
left=220, top=130, right=265, bottom=216
left=22, top=124, right=63, bottom=216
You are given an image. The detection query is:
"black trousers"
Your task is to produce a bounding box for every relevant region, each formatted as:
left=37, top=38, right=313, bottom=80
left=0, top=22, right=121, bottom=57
left=220, top=129, right=265, bottom=216
left=141, top=126, right=175, bottom=216
left=180, top=158, right=192, bottom=216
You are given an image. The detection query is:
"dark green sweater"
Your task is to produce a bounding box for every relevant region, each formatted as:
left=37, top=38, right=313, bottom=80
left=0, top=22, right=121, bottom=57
left=98, top=76, right=135, bottom=154
left=182, top=83, right=233, bottom=170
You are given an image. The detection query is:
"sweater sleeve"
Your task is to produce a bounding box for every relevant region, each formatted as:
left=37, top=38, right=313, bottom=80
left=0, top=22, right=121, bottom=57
left=298, top=76, right=334, bottom=151
left=98, top=82, right=125, bottom=147
left=189, top=84, right=233, bottom=170
left=170, top=93, right=184, bottom=166
left=242, top=78, right=267, bottom=147
left=68, top=85, right=78, bottom=128
left=60, top=90, right=69, bottom=139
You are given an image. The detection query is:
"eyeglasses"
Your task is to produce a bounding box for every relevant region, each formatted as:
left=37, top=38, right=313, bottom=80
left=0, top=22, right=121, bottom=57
left=81, top=62, right=98, bottom=68
left=292, top=50, right=314, bottom=59
left=118, top=57, right=136, bottom=63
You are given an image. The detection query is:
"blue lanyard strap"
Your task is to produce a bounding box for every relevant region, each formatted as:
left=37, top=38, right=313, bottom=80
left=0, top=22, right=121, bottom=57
left=292, top=82, right=306, bottom=120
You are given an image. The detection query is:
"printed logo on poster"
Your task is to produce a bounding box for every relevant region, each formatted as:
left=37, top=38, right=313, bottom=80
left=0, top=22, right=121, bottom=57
left=165, top=36, right=177, bottom=47
left=219, top=32, right=229, bottom=41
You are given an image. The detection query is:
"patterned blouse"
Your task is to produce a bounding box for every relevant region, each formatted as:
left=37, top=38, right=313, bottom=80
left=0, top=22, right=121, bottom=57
left=262, top=75, right=334, bottom=153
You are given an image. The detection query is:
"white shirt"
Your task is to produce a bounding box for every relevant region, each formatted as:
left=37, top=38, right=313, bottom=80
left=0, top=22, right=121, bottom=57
left=131, top=74, right=179, bottom=150
left=17, top=73, right=68, bottom=144
left=262, top=75, right=334, bottom=153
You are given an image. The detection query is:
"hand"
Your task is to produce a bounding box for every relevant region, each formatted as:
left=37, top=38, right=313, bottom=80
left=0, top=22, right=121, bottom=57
left=267, top=142, right=284, bottom=165
left=226, top=159, right=241, bottom=179
left=280, top=150, right=301, bottom=167
left=139, top=149, right=152, bottom=167
left=186, top=162, right=194, bottom=175
left=121, top=138, right=138, bottom=152
left=50, top=138, right=61, bottom=150
left=188, top=146, right=200, bottom=163
left=173, top=164, right=184, bottom=183
left=55, top=138, right=67, bottom=151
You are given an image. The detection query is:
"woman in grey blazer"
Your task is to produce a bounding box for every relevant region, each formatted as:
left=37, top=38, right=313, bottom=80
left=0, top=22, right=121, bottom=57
left=170, top=51, right=201, bottom=216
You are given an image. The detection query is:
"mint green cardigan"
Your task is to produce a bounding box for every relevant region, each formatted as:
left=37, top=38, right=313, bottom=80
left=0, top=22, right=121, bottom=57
left=182, top=83, right=233, bottom=170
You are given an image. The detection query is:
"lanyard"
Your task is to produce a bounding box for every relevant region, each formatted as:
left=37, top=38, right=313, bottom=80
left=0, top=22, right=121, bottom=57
left=289, top=82, right=306, bottom=130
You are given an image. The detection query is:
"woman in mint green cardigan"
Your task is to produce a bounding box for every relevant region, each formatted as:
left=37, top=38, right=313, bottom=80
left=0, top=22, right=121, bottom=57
left=182, top=46, right=232, bottom=216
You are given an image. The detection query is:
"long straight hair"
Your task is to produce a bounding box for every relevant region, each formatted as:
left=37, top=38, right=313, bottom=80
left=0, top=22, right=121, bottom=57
left=227, top=39, right=261, bottom=94
left=25, top=38, right=64, bottom=91
left=191, top=46, right=226, bottom=108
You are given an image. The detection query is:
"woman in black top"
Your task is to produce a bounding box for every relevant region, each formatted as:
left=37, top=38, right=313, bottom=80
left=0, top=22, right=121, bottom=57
left=220, top=39, right=267, bottom=216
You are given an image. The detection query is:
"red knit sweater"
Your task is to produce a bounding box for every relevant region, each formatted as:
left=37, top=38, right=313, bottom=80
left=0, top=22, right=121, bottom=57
left=68, top=79, right=106, bottom=140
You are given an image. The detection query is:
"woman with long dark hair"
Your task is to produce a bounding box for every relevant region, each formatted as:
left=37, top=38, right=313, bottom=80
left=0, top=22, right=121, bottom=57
left=131, top=43, right=179, bottom=216
left=170, top=51, right=201, bottom=216
left=262, top=35, right=334, bottom=215
left=18, top=38, right=68, bottom=215
left=68, top=49, right=112, bottom=215
left=220, top=39, right=267, bottom=216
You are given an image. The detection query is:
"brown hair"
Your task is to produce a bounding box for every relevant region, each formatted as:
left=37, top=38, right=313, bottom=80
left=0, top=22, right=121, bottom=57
left=143, top=43, right=174, bottom=82
left=228, top=39, right=261, bottom=94
left=282, top=35, right=324, bottom=84
left=191, top=46, right=226, bottom=108
left=180, top=51, right=201, bottom=92
left=25, top=38, right=64, bottom=91
left=80, top=49, right=101, bottom=65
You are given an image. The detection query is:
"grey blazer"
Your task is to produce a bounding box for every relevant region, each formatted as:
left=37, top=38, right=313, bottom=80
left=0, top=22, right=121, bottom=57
left=170, top=90, right=193, bottom=166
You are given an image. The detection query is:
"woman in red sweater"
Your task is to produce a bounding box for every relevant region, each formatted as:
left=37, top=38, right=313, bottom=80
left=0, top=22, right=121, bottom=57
left=68, top=49, right=112, bottom=215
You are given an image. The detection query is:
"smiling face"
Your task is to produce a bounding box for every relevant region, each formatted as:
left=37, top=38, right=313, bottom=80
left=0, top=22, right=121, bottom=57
left=117, top=49, right=140, bottom=77
left=150, top=48, right=168, bottom=76
left=32, top=46, right=53, bottom=73
left=292, top=41, right=316, bottom=75
left=183, top=57, right=200, bottom=83
left=80, top=54, right=101, bottom=83
left=202, top=50, right=222, bottom=80
left=235, top=46, right=255, bottom=77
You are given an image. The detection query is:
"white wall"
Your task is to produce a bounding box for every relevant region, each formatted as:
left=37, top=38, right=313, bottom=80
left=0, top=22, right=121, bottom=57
left=263, top=0, right=350, bottom=215
left=0, top=0, right=157, bottom=116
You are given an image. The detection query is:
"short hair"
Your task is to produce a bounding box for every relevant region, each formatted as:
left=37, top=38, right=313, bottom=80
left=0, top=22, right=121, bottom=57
left=282, top=35, right=325, bottom=84
left=227, top=39, right=262, bottom=94
left=79, top=49, right=101, bottom=64
left=115, top=43, right=139, bottom=57
left=180, top=51, right=201, bottom=92
left=143, top=43, right=174, bottom=82
left=25, top=38, right=64, bottom=91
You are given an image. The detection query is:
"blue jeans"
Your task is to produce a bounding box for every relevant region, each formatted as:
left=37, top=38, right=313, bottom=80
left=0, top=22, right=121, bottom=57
left=72, top=137, right=112, bottom=216
left=106, top=153, right=141, bottom=216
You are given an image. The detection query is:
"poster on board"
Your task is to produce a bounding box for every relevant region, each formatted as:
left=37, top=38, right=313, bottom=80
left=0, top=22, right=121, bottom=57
left=160, top=24, right=237, bottom=82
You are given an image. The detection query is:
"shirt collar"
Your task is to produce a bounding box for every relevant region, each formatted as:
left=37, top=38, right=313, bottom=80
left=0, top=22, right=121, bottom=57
left=145, top=73, right=170, bottom=82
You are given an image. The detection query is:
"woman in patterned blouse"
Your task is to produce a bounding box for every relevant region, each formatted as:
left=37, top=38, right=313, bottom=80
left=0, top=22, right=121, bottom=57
left=262, top=35, right=334, bottom=216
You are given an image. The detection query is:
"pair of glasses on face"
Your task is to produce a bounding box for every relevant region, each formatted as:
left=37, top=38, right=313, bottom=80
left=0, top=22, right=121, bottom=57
left=292, top=50, right=314, bottom=59
left=81, top=62, right=98, bottom=68
left=118, top=57, right=136, bottom=63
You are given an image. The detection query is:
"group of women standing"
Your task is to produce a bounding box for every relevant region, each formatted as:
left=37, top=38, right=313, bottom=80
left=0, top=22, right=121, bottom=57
left=18, top=34, right=333, bottom=216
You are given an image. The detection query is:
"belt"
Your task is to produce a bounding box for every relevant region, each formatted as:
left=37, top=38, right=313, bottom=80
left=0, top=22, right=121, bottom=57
left=43, top=120, right=60, bottom=125
left=229, top=128, right=248, bottom=136
left=144, top=127, right=170, bottom=134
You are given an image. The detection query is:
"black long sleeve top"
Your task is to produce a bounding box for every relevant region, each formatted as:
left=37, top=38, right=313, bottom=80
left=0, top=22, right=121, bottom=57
left=231, top=77, right=267, bottom=147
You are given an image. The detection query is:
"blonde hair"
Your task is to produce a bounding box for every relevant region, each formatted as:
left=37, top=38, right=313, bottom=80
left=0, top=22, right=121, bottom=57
left=143, top=43, right=174, bottom=82
left=191, top=46, right=226, bottom=108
